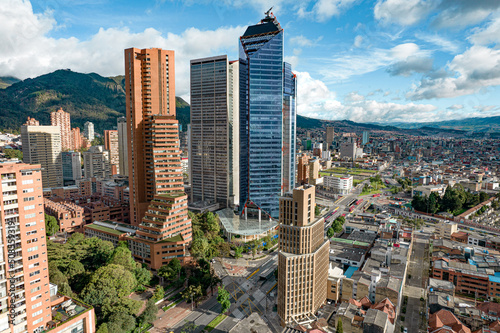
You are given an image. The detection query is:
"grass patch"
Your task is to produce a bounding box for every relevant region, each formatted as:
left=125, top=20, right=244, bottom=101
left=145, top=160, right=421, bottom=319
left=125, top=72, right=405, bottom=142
left=204, top=314, right=227, bottom=332
left=162, top=297, right=183, bottom=311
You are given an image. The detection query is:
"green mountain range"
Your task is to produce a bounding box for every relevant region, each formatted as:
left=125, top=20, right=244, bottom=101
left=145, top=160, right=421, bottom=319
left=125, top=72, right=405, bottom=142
left=0, top=70, right=498, bottom=135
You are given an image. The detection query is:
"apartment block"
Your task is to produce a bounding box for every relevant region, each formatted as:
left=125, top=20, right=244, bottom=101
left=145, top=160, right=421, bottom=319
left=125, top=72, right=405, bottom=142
left=70, top=127, right=82, bottom=151
left=61, top=151, right=82, bottom=186
left=277, top=185, right=329, bottom=326
left=0, top=162, right=52, bottom=332
left=117, top=117, right=128, bottom=177
left=44, top=198, right=85, bottom=233
left=124, top=47, right=191, bottom=269
left=104, top=130, right=119, bottom=175
left=51, top=108, right=72, bottom=150
left=189, top=55, right=239, bottom=209
left=21, top=119, right=63, bottom=188
left=83, top=122, right=94, bottom=142
left=82, top=146, right=111, bottom=180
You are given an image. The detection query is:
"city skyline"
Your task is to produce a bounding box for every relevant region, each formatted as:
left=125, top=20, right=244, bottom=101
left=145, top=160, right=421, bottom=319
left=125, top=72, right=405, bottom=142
left=1, top=0, right=500, bottom=124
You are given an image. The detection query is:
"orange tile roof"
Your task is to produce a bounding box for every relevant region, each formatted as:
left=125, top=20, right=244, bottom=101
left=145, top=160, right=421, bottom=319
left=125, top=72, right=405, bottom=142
left=429, top=309, right=471, bottom=333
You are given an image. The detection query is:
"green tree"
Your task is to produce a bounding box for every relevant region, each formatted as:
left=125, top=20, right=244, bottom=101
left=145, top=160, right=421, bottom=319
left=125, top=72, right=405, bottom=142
left=152, top=285, right=165, bottom=302
left=109, top=246, right=137, bottom=271
left=190, top=238, right=209, bottom=259
left=182, top=284, right=203, bottom=308
left=4, top=148, right=22, bottom=160
left=327, top=227, right=335, bottom=238
left=138, top=299, right=158, bottom=326
left=96, top=324, right=109, bottom=333
left=81, top=264, right=137, bottom=311
left=134, top=266, right=152, bottom=286
left=45, top=214, right=59, bottom=236
left=480, top=192, right=489, bottom=203
left=234, top=245, right=243, bottom=259
left=336, top=318, right=343, bottom=333
left=107, top=312, right=136, bottom=333
left=217, top=286, right=231, bottom=314
left=102, top=297, right=142, bottom=318
left=315, top=205, right=321, bottom=216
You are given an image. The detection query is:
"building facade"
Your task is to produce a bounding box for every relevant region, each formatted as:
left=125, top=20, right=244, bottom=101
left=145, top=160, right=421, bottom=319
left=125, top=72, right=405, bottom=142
left=82, top=146, right=111, bottom=180
left=117, top=117, right=128, bottom=176
left=124, top=47, right=192, bottom=269
left=324, top=175, right=353, bottom=195
left=0, top=162, right=52, bottom=332
left=239, top=13, right=296, bottom=219
left=277, top=185, right=329, bottom=326
left=326, top=127, right=335, bottom=148
left=44, top=198, right=85, bottom=233
left=21, top=120, right=63, bottom=188
left=83, top=122, right=94, bottom=142
left=50, top=108, right=72, bottom=151
left=62, top=151, right=82, bottom=186
left=104, top=130, right=119, bottom=175
left=189, top=55, right=239, bottom=209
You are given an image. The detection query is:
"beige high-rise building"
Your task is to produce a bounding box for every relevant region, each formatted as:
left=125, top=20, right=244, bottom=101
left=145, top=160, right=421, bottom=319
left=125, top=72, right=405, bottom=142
left=277, top=185, right=329, bottom=327
left=104, top=130, right=119, bottom=174
left=51, top=107, right=72, bottom=150
left=21, top=119, right=63, bottom=188
left=82, top=145, right=111, bottom=179
left=326, top=126, right=335, bottom=147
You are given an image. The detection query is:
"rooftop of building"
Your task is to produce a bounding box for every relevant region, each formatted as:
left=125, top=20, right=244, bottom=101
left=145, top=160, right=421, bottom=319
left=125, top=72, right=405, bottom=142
left=228, top=312, right=271, bottom=333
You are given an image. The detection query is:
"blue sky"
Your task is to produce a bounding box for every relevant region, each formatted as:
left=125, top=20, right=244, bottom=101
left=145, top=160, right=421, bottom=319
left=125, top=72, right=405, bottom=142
left=2, top=0, right=500, bottom=123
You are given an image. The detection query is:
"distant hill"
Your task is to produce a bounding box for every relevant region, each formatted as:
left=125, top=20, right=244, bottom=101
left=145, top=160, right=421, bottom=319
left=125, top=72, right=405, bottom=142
left=0, top=76, right=20, bottom=89
left=387, top=116, right=500, bottom=132
left=0, top=70, right=189, bottom=133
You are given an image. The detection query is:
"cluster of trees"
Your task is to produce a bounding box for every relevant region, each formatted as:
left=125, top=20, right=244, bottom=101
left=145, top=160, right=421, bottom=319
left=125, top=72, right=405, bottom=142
left=45, top=213, right=59, bottom=236
left=3, top=148, right=22, bottom=160
left=189, top=211, right=229, bottom=260
left=327, top=216, right=346, bottom=238
left=48, top=234, right=156, bottom=333
left=412, top=185, right=490, bottom=215
left=397, top=178, right=413, bottom=190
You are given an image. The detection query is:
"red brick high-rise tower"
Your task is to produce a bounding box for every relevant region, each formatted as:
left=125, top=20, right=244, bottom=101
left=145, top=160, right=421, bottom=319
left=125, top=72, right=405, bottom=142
left=124, top=48, right=192, bottom=269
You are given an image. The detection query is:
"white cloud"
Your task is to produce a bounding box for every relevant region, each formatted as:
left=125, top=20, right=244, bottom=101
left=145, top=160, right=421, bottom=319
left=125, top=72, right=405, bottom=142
left=415, top=33, right=459, bottom=53
left=374, top=0, right=437, bottom=26
left=474, top=105, right=497, bottom=112
left=296, top=71, right=438, bottom=123
left=0, top=0, right=244, bottom=98
left=353, top=35, right=363, bottom=48
left=469, top=13, right=500, bottom=46
left=447, top=104, right=463, bottom=110
left=297, top=0, right=357, bottom=22
left=431, top=0, right=500, bottom=29
left=407, top=45, right=500, bottom=100
left=290, top=35, right=323, bottom=47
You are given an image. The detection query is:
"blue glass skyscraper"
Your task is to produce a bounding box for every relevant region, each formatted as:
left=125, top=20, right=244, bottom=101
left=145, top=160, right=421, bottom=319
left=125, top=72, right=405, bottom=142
left=239, top=12, right=296, bottom=219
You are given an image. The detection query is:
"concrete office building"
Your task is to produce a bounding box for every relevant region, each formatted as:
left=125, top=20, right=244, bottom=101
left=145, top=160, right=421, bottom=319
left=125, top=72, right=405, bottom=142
left=117, top=117, right=128, bottom=176
left=362, top=131, right=370, bottom=145
left=104, top=130, right=119, bottom=174
left=326, top=127, right=335, bottom=148
left=51, top=108, right=72, bottom=150
left=21, top=119, right=63, bottom=188
left=0, top=162, right=52, bottom=332
left=124, top=47, right=191, bottom=269
left=324, top=175, right=353, bottom=195
left=277, top=185, right=329, bottom=326
left=84, top=122, right=94, bottom=142
left=297, top=154, right=310, bottom=185
left=239, top=12, right=296, bottom=218
left=62, top=151, right=82, bottom=185
left=82, top=145, right=111, bottom=179
left=189, top=55, right=239, bottom=209
left=340, top=141, right=357, bottom=160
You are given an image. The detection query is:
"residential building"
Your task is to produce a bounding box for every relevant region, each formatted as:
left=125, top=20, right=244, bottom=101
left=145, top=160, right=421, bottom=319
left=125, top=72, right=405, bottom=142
left=84, top=122, right=94, bottom=142
left=324, top=175, right=353, bottom=195
left=297, top=154, right=310, bottom=185
left=51, top=107, right=72, bottom=150
left=62, top=151, right=82, bottom=186
left=437, top=221, right=458, bottom=239
left=104, top=130, right=119, bottom=175
left=21, top=119, right=63, bottom=188
left=239, top=12, right=296, bottom=219
left=326, top=127, right=335, bottom=148
left=117, top=117, right=128, bottom=176
left=124, top=47, right=192, bottom=269
left=82, top=145, right=111, bottom=179
left=84, top=221, right=136, bottom=246
left=277, top=185, right=329, bottom=326
left=44, top=198, right=85, bottom=233
left=309, top=159, right=320, bottom=185
left=327, top=264, right=344, bottom=302
left=70, top=127, right=82, bottom=150
left=189, top=55, right=239, bottom=209
left=0, top=162, right=52, bottom=332
left=429, top=309, right=471, bottom=333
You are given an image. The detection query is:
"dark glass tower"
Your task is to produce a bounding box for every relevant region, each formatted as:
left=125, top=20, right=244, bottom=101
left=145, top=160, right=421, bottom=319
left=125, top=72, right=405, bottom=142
left=239, top=12, right=296, bottom=219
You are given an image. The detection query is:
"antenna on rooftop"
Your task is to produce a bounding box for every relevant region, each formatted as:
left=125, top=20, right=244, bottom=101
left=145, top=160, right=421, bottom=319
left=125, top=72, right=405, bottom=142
left=265, top=6, right=273, bottom=17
